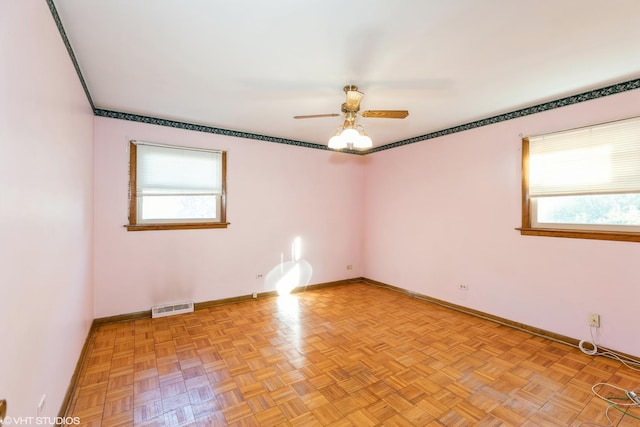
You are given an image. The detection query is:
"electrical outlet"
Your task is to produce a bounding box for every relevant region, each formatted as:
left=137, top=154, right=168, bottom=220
left=458, top=284, right=468, bottom=291
left=256, top=274, right=263, bottom=279
left=252, top=292, right=258, bottom=299
left=346, top=265, right=353, bottom=270
left=588, top=313, right=600, bottom=328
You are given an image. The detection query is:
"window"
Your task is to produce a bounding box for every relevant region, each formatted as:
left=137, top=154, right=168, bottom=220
left=128, top=141, right=228, bottom=231
left=520, top=116, right=640, bottom=242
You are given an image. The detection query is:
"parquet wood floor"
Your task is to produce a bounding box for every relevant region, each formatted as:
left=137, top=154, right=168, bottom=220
left=67, top=283, right=640, bottom=426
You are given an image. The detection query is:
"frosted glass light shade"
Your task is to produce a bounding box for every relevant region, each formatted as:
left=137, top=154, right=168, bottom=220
left=340, top=128, right=359, bottom=144
left=328, top=134, right=347, bottom=149
left=354, top=134, right=372, bottom=149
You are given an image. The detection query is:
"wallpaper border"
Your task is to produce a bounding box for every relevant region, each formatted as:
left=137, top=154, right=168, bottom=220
left=370, top=78, right=640, bottom=154
left=93, top=109, right=363, bottom=154
left=46, top=0, right=95, bottom=111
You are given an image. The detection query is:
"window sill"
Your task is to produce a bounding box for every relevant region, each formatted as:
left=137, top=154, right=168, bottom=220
left=126, top=222, right=230, bottom=231
left=517, top=227, right=640, bottom=242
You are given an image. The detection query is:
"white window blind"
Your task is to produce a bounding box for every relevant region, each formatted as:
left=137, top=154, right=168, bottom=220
left=134, top=142, right=223, bottom=223
left=136, top=143, right=222, bottom=195
left=528, top=116, right=640, bottom=197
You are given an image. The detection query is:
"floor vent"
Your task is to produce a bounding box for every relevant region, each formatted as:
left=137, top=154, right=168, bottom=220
left=152, top=301, right=194, bottom=318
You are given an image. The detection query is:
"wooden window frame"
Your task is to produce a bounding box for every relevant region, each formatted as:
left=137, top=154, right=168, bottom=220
left=127, top=142, right=229, bottom=231
left=518, top=137, right=640, bottom=242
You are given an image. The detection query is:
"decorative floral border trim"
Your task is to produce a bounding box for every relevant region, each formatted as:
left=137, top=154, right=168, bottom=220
left=47, top=1, right=640, bottom=156
left=370, top=78, right=640, bottom=154
left=94, top=109, right=364, bottom=154
left=46, top=0, right=95, bottom=110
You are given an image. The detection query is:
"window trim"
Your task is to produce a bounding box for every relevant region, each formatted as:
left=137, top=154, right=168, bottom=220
left=518, top=137, right=640, bottom=242
left=127, top=141, right=229, bottom=231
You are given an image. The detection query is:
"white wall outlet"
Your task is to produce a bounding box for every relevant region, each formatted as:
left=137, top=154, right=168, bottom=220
left=256, top=274, right=263, bottom=279
left=458, top=284, right=468, bottom=291
left=346, top=265, right=353, bottom=270
left=37, top=394, right=46, bottom=414
left=588, top=313, right=600, bottom=328
left=252, top=292, right=258, bottom=299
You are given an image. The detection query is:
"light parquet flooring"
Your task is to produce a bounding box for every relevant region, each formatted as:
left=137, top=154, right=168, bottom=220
left=68, top=284, right=640, bottom=426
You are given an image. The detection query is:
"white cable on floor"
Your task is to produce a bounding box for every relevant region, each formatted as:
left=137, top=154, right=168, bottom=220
left=580, top=325, right=640, bottom=371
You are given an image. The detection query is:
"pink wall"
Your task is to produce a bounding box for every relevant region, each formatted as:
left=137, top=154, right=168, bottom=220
left=364, top=89, right=640, bottom=357
left=0, top=0, right=94, bottom=420
left=93, top=118, right=365, bottom=318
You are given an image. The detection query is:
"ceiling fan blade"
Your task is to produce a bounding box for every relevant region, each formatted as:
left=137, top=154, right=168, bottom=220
left=361, top=110, right=409, bottom=119
left=293, top=113, right=340, bottom=119
left=344, top=88, right=364, bottom=111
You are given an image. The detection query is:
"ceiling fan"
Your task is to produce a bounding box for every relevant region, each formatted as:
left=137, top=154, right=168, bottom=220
left=294, top=85, right=409, bottom=149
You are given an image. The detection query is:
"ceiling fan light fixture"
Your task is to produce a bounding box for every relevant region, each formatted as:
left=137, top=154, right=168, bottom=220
left=327, top=125, right=373, bottom=150
left=298, top=83, right=409, bottom=150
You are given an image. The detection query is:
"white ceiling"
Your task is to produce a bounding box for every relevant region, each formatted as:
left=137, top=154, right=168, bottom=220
left=53, top=0, right=640, bottom=149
